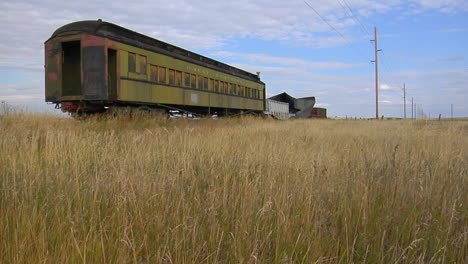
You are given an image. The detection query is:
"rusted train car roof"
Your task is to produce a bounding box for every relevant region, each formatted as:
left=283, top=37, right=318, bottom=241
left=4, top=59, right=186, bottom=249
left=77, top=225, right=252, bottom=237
left=48, top=20, right=263, bottom=83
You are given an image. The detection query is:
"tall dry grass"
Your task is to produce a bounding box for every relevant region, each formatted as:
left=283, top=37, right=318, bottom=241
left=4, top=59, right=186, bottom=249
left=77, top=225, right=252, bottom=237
left=0, top=113, right=466, bottom=263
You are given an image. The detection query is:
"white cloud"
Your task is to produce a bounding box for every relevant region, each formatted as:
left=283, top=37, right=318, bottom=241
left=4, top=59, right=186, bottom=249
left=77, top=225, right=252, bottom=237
left=1, top=0, right=466, bottom=71
left=433, top=27, right=468, bottom=32
left=410, top=0, right=468, bottom=12
left=441, top=56, right=464, bottom=62
left=0, top=0, right=467, bottom=117
left=379, top=99, right=397, bottom=105
left=0, top=94, right=43, bottom=102
left=380, top=83, right=402, bottom=92
left=212, top=51, right=364, bottom=70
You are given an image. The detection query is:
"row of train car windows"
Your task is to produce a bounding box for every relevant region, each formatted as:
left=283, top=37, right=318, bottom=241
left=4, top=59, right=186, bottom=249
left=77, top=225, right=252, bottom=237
left=128, top=53, right=261, bottom=99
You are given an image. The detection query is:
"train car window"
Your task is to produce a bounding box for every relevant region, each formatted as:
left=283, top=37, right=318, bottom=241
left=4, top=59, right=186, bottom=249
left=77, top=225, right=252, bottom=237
left=128, top=53, right=136, bottom=73
left=220, top=81, right=224, bottom=93
left=209, top=79, right=214, bottom=91
left=184, top=72, right=190, bottom=87
left=203, top=77, right=208, bottom=90
left=150, top=65, right=158, bottom=82
left=190, top=74, right=196, bottom=88
left=214, top=80, right=219, bottom=92
left=176, top=71, right=182, bottom=86
left=169, top=69, right=175, bottom=85
left=139, top=55, right=147, bottom=74
left=198, top=76, right=203, bottom=90
left=158, top=67, right=166, bottom=83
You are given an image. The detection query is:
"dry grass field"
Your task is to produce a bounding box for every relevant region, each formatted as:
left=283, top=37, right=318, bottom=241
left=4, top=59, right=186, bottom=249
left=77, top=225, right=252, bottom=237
left=0, top=110, right=466, bottom=263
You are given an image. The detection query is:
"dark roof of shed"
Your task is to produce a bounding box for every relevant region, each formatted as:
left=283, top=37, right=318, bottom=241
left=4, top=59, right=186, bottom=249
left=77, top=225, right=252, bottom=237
left=297, top=96, right=315, bottom=100
left=268, top=92, right=295, bottom=102
left=48, top=20, right=262, bottom=83
left=268, top=92, right=300, bottom=113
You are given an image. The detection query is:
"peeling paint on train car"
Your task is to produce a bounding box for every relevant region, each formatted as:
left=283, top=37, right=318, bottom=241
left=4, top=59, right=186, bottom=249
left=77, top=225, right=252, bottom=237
left=82, top=46, right=106, bottom=99
left=82, top=34, right=105, bottom=47
left=44, top=40, right=61, bottom=101
left=45, top=20, right=266, bottom=115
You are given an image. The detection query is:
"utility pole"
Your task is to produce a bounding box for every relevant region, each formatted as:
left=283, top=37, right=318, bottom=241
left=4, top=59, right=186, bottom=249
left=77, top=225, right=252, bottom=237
left=415, top=104, right=417, bottom=119
left=371, top=27, right=381, bottom=119
left=451, top=104, right=453, bottom=120
left=403, top=83, right=406, bottom=119
left=411, top=97, right=414, bottom=120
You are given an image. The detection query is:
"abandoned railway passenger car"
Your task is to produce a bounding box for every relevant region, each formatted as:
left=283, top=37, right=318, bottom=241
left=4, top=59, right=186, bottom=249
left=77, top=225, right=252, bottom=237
left=45, top=20, right=265, bottom=115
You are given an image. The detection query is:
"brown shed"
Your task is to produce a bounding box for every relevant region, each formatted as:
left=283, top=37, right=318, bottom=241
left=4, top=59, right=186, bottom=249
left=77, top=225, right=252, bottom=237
left=310, top=108, right=327, bottom=118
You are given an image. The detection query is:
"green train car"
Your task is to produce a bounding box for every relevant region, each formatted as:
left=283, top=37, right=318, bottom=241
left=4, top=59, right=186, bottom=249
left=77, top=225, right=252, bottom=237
left=45, top=20, right=266, bottom=115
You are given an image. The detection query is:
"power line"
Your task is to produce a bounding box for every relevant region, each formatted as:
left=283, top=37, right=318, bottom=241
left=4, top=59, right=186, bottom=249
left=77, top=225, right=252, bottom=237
left=340, top=0, right=371, bottom=36
left=303, top=0, right=370, bottom=60
left=377, top=49, right=404, bottom=96
left=334, top=0, right=404, bottom=104
left=305, top=0, right=409, bottom=118
left=380, top=50, right=397, bottom=75
left=335, top=0, right=373, bottom=48
left=304, top=1, right=349, bottom=43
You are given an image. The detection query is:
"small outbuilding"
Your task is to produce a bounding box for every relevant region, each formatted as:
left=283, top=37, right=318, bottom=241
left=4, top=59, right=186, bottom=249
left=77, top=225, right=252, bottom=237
left=268, top=92, right=326, bottom=119
left=310, top=107, right=327, bottom=118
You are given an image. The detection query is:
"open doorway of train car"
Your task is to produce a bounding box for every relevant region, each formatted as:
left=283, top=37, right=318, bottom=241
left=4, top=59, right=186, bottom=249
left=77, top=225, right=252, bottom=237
left=107, top=49, right=117, bottom=100
left=61, top=41, right=81, bottom=96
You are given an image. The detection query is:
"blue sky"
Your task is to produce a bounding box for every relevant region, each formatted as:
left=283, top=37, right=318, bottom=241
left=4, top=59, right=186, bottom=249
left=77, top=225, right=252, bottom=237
left=1, top=0, right=467, bottom=117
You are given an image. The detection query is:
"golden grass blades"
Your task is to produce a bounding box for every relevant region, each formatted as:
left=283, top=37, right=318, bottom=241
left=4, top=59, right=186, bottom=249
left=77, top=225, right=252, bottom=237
left=0, top=114, right=466, bottom=263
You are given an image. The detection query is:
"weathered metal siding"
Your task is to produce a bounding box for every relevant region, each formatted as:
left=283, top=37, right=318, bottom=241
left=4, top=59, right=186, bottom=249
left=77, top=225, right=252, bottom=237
left=265, top=99, right=289, bottom=119
left=45, top=40, right=61, bottom=101
left=45, top=21, right=265, bottom=113
left=294, top=97, right=316, bottom=118
left=310, top=107, right=327, bottom=118
left=116, top=41, right=264, bottom=111
left=45, top=33, right=112, bottom=102
left=82, top=35, right=106, bottom=100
